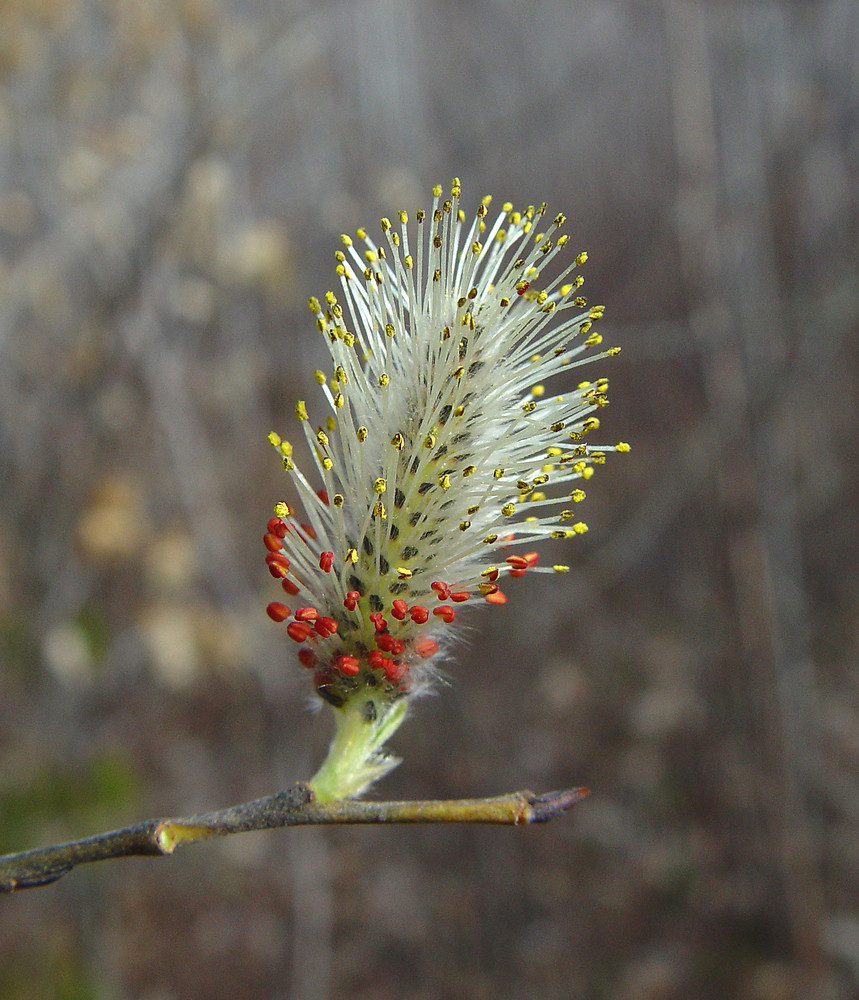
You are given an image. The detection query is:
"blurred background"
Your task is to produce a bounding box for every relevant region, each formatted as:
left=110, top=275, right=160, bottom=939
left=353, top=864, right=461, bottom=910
left=1, top=0, right=857, bottom=997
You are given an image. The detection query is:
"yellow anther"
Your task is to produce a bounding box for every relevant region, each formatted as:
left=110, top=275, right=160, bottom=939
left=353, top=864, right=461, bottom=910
left=616, top=441, right=631, bottom=452
left=483, top=534, right=498, bottom=544
left=316, top=430, right=329, bottom=447
left=295, top=401, right=308, bottom=420
left=531, top=491, right=546, bottom=502
left=423, top=434, right=436, bottom=449
left=531, top=384, right=545, bottom=397
left=325, top=416, right=336, bottom=431
left=553, top=565, right=570, bottom=573
left=273, top=502, right=290, bottom=518
left=308, top=296, right=321, bottom=312
left=576, top=252, right=588, bottom=266
left=462, top=465, right=476, bottom=477
left=333, top=494, right=344, bottom=507
left=501, top=503, right=516, bottom=516
left=378, top=372, right=389, bottom=386
left=373, top=478, right=387, bottom=494
left=391, top=432, right=405, bottom=450
left=459, top=521, right=471, bottom=531
left=493, top=468, right=505, bottom=479
left=522, top=401, right=537, bottom=413
left=396, top=567, right=413, bottom=578
left=357, top=426, right=368, bottom=442
left=345, top=548, right=358, bottom=563
left=570, top=489, right=586, bottom=502
left=267, top=431, right=281, bottom=447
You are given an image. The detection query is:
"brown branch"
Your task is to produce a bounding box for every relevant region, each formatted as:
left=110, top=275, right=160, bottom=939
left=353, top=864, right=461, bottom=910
left=0, top=784, right=589, bottom=893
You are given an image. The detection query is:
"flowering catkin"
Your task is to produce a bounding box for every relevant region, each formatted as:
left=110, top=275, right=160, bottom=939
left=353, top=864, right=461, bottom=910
left=264, top=179, right=627, bottom=794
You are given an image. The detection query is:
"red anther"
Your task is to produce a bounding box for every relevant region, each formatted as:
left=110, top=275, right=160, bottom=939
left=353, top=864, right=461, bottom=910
left=449, top=591, right=470, bottom=603
left=482, top=568, right=499, bottom=582
left=295, top=607, right=319, bottom=622
left=430, top=581, right=451, bottom=599
left=369, top=612, right=388, bottom=633
left=383, top=659, right=405, bottom=683
left=344, top=591, right=360, bottom=611
left=287, top=621, right=313, bottom=642
left=375, top=634, right=404, bottom=655
left=281, top=578, right=300, bottom=596
left=267, top=517, right=288, bottom=538
left=298, top=648, right=318, bottom=669
left=266, top=601, right=291, bottom=622
left=376, top=633, right=396, bottom=652
left=266, top=555, right=291, bottom=579
left=264, top=532, right=283, bottom=552
left=517, top=281, right=530, bottom=295
left=415, top=638, right=439, bottom=659
left=524, top=552, right=539, bottom=567
left=433, top=605, right=456, bottom=623
left=506, top=555, right=529, bottom=570
left=315, top=616, right=338, bottom=637
left=335, top=655, right=360, bottom=676
left=300, top=523, right=317, bottom=540
left=480, top=582, right=499, bottom=596
left=317, top=489, right=330, bottom=506
left=391, top=600, right=408, bottom=620
left=409, top=605, right=429, bottom=624
left=367, top=650, right=387, bottom=671
left=319, top=551, right=334, bottom=573
left=508, top=568, right=527, bottom=578
left=485, top=589, right=507, bottom=605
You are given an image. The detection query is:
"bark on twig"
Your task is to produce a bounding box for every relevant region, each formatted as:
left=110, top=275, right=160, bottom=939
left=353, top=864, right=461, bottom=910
left=0, top=784, right=589, bottom=893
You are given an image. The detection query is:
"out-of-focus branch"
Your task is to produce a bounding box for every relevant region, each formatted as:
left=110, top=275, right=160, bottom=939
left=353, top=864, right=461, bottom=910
left=0, top=784, right=589, bottom=894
